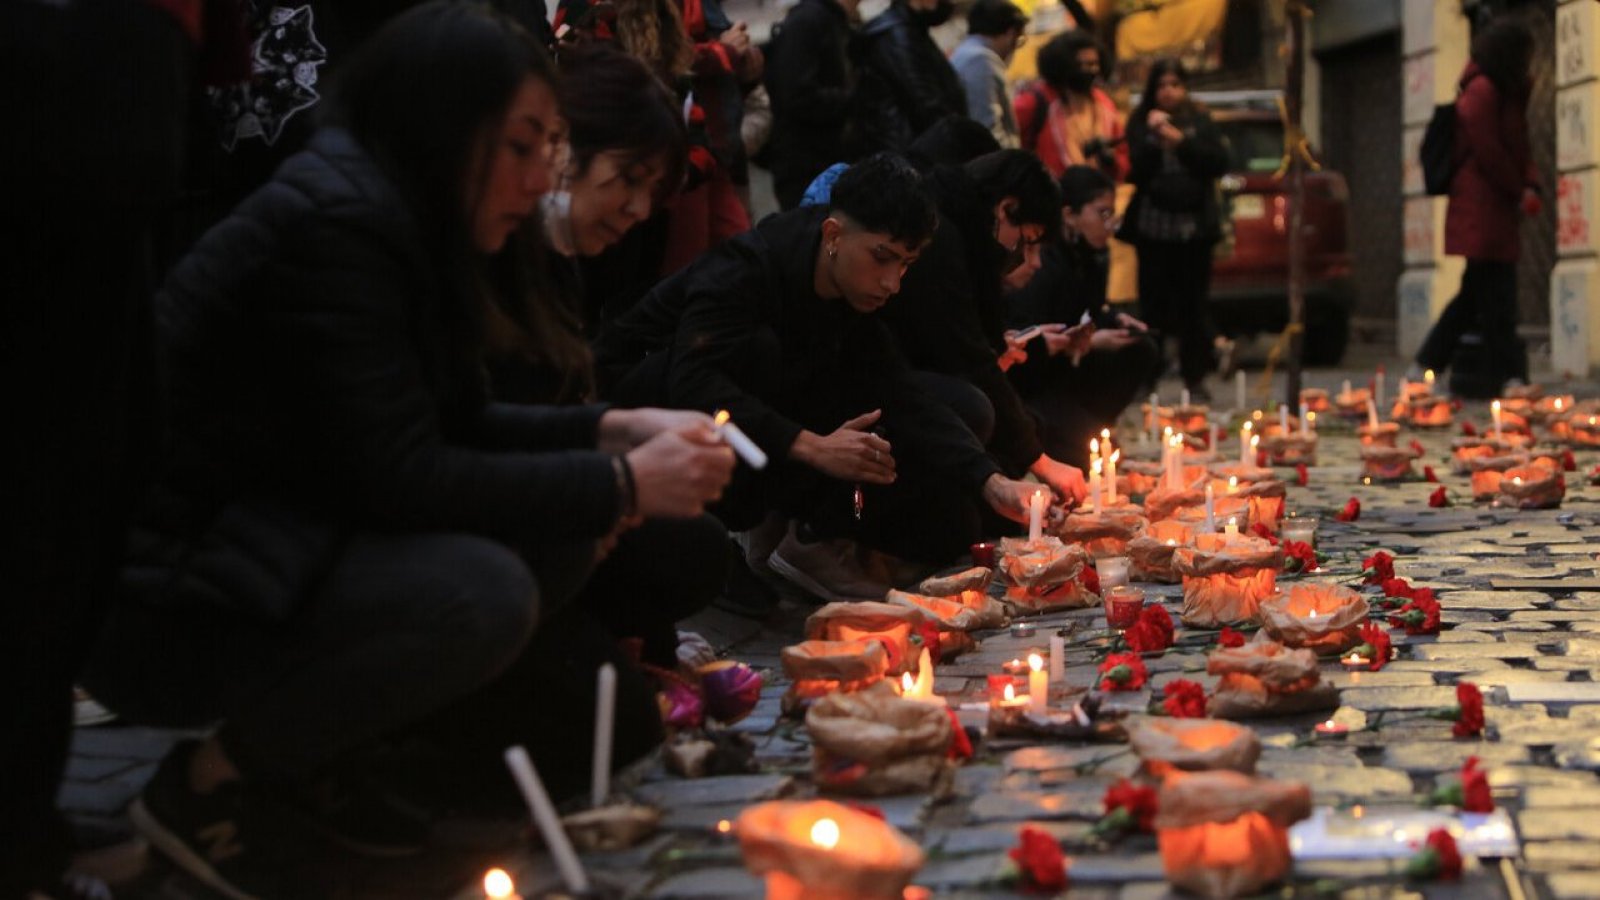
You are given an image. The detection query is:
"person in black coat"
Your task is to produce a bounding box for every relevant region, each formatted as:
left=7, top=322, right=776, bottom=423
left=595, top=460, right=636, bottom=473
left=597, top=154, right=1046, bottom=599
left=879, top=149, right=1089, bottom=503
left=1009, top=166, right=1162, bottom=469
left=765, top=0, right=859, bottom=209
left=1117, top=58, right=1229, bottom=399
left=852, top=0, right=967, bottom=155
left=80, top=9, right=733, bottom=896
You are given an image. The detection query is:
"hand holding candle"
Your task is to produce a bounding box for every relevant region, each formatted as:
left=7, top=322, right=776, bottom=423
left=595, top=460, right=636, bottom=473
left=713, top=409, right=768, bottom=470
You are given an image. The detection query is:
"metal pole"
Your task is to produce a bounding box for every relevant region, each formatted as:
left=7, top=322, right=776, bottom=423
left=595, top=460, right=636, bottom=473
left=1284, top=2, right=1309, bottom=412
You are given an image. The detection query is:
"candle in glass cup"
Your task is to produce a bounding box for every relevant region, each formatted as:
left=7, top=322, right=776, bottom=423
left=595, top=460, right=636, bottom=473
left=970, top=541, right=997, bottom=568
left=1097, top=555, right=1131, bottom=589
left=1340, top=652, right=1371, bottom=671
left=1313, top=719, right=1349, bottom=739
left=1280, top=516, right=1318, bottom=548
left=1103, top=585, right=1146, bottom=631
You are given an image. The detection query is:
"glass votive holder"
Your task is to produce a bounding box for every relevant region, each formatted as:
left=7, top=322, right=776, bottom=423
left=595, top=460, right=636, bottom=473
left=970, top=541, right=997, bottom=568
left=1097, top=555, right=1131, bottom=589
left=1103, top=585, right=1146, bottom=630
left=1280, top=516, right=1318, bottom=548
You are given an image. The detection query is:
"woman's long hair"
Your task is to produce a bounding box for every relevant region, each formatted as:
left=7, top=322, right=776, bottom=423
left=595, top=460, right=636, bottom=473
left=1471, top=19, right=1534, bottom=96
left=559, top=43, right=688, bottom=198
left=1131, top=57, right=1194, bottom=127
left=613, top=0, right=693, bottom=80
left=321, top=2, right=590, bottom=400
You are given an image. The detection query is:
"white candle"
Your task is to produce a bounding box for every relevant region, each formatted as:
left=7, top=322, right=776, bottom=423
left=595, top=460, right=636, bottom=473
left=1375, top=371, right=1385, bottom=408
left=1203, top=482, right=1216, bottom=532
left=1424, top=369, right=1435, bottom=389
left=1235, top=370, right=1247, bottom=410
left=1049, top=631, right=1065, bottom=682
left=1492, top=400, right=1503, bottom=439
left=1148, top=392, right=1159, bottom=439
left=1342, top=379, right=1351, bottom=397
left=1251, top=433, right=1260, bottom=463
left=504, top=746, right=591, bottom=894
left=1366, top=398, right=1380, bottom=430
left=713, top=410, right=769, bottom=470
left=1181, top=388, right=1191, bottom=408
left=1028, top=652, right=1048, bottom=714
left=899, top=647, right=944, bottom=705
left=1106, top=450, right=1120, bottom=508
left=1279, top=404, right=1289, bottom=434
left=1167, top=434, right=1182, bottom=489
left=1299, top=403, right=1309, bottom=437
left=1223, top=518, right=1239, bottom=540
left=1088, top=458, right=1102, bottom=514
left=1028, top=488, right=1045, bottom=542
left=591, top=664, right=617, bottom=808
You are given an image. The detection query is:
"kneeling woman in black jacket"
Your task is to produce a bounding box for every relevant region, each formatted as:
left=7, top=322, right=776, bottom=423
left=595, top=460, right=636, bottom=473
left=84, top=6, right=733, bottom=895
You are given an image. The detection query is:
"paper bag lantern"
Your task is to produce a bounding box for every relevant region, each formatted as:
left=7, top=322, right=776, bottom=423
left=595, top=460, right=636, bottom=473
left=1129, top=717, right=1261, bottom=779
left=1404, top=396, right=1453, bottom=428
left=1120, top=460, right=1163, bottom=497
left=805, top=602, right=926, bottom=675
left=1207, top=462, right=1276, bottom=485
left=1533, top=394, right=1576, bottom=423
left=1257, top=583, right=1367, bottom=654
left=1504, top=382, right=1544, bottom=401
left=1360, top=444, right=1419, bottom=481
left=918, top=567, right=991, bottom=596
left=1260, top=433, right=1316, bottom=466
left=1227, top=479, right=1287, bottom=533
left=1298, top=388, right=1329, bottom=414
left=1356, top=422, right=1399, bottom=448
left=781, top=640, right=890, bottom=714
left=1333, top=387, right=1371, bottom=419
left=1451, top=437, right=1516, bottom=474
left=737, top=799, right=924, bottom=900
left=1164, top=404, right=1212, bottom=437
left=1127, top=520, right=1194, bottom=584
left=1172, top=534, right=1283, bottom=628
left=1144, top=484, right=1206, bottom=523
left=1057, top=507, right=1147, bottom=557
left=1497, top=465, right=1565, bottom=510
left=1471, top=467, right=1506, bottom=501
left=885, top=589, right=1004, bottom=641
left=1569, top=414, right=1600, bottom=447
left=1205, top=639, right=1338, bottom=719
left=807, top=683, right=952, bottom=796
left=998, top=537, right=1098, bottom=612
left=1155, top=771, right=1312, bottom=900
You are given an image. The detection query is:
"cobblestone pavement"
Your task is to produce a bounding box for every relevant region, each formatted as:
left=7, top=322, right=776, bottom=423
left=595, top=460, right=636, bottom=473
left=67, top=361, right=1600, bottom=898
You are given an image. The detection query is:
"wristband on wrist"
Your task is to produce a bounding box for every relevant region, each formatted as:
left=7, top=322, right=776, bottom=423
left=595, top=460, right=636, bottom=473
left=612, top=455, right=639, bottom=519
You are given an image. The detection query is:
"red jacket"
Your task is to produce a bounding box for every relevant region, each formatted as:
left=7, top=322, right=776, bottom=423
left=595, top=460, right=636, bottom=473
left=1014, top=82, right=1128, bottom=181
left=1444, top=61, right=1537, bottom=262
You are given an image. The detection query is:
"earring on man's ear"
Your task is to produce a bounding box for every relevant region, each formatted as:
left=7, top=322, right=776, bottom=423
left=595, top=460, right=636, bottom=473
left=828, top=245, right=838, bottom=259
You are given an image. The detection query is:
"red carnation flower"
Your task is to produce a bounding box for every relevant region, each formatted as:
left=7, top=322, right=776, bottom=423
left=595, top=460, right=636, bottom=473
left=1249, top=521, right=1279, bottom=544
left=1562, top=449, right=1578, bottom=472
left=1161, top=679, right=1208, bottom=718
left=1362, top=551, right=1395, bottom=584
left=1460, top=756, right=1493, bottom=812
left=1461, top=421, right=1478, bottom=436
left=1335, top=497, right=1361, bottom=522
left=1098, top=653, right=1148, bottom=691
left=1453, top=682, right=1485, bottom=738
left=1295, top=463, right=1309, bottom=487
left=1217, top=626, right=1247, bottom=648
left=1428, top=485, right=1451, bottom=508
left=1256, top=449, right=1269, bottom=468
left=1123, top=605, right=1174, bottom=653
left=1424, top=465, right=1439, bottom=483
left=1283, top=539, right=1318, bottom=573
left=1410, top=439, right=1426, bottom=456
left=1008, top=826, right=1069, bottom=892
left=916, top=621, right=942, bottom=660
left=1381, top=577, right=1416, bottom=600
left=1392, top=593, right=1442, bottom=635
left=1080, top=565, right=1101, bottom=596
left=1101, top=779, right=1160, bottom=832
left=1405, top=828, right=1463, bottom=881
left=1356, top=621, right=1390, bottom=671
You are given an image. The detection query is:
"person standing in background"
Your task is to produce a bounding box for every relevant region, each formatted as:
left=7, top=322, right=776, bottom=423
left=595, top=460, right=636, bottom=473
left=852, top=0, right=967, bottom=155
left=950, top=0, right=1028, bottom=149
left=764, top=0, right=860, bottom=209
left=1015, top=29, right=1126, bottom=180
left=1412, top=19, right=1538, bottom=395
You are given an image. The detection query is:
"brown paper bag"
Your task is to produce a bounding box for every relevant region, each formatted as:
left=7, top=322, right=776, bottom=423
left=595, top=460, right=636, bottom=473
left=1257, top=583, right=1367, bottom=654
left=1173, top=536, right=1282, bottom=628
left=805, top=602, right=926, bottom=675
left=1128, top=717, right=1261, bottom=778
left=1155, top=771, right=1312, bottom=899
left=807, top=683, right=952, bottom=796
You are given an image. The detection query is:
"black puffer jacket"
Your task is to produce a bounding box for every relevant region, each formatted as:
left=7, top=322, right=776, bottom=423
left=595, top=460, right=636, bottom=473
left=764, top=0, right=856, bottom=207
left=127, top=128, right=621, bottom=621
left=1118, top=106, right=1230, bottom=245
left=851, top=2, right=966, bottom=155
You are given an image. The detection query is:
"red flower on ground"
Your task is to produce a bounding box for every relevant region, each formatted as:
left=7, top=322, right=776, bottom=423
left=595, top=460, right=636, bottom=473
left=1454, top=682, right=1485, bottom=738
left=1562, top=449, right=1578, bottom=472
left=1428, top=485, right=1451, bottom=508
left=1125, top=605, right=1175, bottom=653
left=1405, top=828, right=1463, bottom=881
left=1161, top=679, right=1208, bottom=718
left=1283, top=539, right=1318, bottom=573
left=1098, top=653, right=1148, bottom=691
left=945, top=709, right=974, bottom=760
left=1461, top=421, right=1478, bottom=436
left=1381, top=577, right=1416, bottom=600
left=1424, top=465, right=1440, bottom=483
left=1335, top=497, right=1361, bottom=522
left=1392, top=593, right=1442, bottom=635
left=1256, top=449, right=1269, bottom=468
left=1356, top=622, right=1391, bottom=671
left=1362, top=551, right=1395, bottom=584
left=1409, top=439, right=1426, bottom=457
left=1295, top=463, right=1309, bottom=487
left=1101, top=779, right=1160, bottom=832
left=1250, top=522, right=1280, bottom=545
left=1217, top=626, right=1247, bottom=648
left=1460, top=756, right=1493, bottom=812
left=1009, top=826, right=1069, bottom=892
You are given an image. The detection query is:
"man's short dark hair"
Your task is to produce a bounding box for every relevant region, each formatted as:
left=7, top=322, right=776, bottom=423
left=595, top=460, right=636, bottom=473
left=967, top=0, right=1027, bottom=37
left=964, top=149, right=1060, bottom=229
left=1036, top=29, right=1103, bottom=94
left=1058, top=165, right=1114, bottom=210
left=830, top=153, right=939, bottom=246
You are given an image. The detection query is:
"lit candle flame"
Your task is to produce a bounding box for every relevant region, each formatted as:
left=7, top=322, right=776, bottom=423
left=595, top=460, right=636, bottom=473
left=1556, top=398, right=1565, bottom=411
left=1090, top=437, right=1099, bottom=457
left=716, top=819, right=733, bottom=834
left=901, top=672, right=915, bottom=692
left=1424, top=369, right=1435, bottom=385
left=484, top=869, right=516, bottom=900
left=1307, top=411, right=1317, bottom=425
left=1028, top=653, right=1044, bottom=672
left=1003, top=683, right=1016, bottom=701
left=1166, top=538, right=1177, bottom=546
left=811, top=817, right=841, bottom=849
left=713, top=409, right=731, bottom=426
left=1251, top=434, right=1260, bottom=449
left=1252, top=409, right=1263, bottom=421
left=1492, top=400, right=1501, bottom=413
left=1227, top=476, right=1238, bottom=493
left=1322, top=719, right=1337, bottom=728
left=1109, top=449, right=1120, bottom=464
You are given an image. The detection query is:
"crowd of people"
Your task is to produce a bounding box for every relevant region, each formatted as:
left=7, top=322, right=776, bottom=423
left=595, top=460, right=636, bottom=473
left=3, top=1, right=1238, bottom=897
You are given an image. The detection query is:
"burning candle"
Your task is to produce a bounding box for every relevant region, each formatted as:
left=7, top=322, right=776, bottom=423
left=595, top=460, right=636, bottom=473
left=484, top=869, right=522, bottom=900
left=898, top=647, right=944, bottom=705
left=1313, top=719, right=1349, bottom=739
left=1028, top=653, right=1048, bottom=714
left=1375, top=370, right=1385, bottom=408
left=1049, top=631, right=1065, bottom=681
left=1298, top=403, right=1309, bottom=437
left=1203, top=483, right=1216, bottom=532
left=970, top=541, right=997, bottom=568
left=1098, top=555, right=1131, bottom=589
left=1227, top=476, right=1239, bottom=495
left=1280, top=516, right=1317, bottom=548
left=1028, top=488, right=1045, bottom=543
left=1223, top=518, right=1239, bottom=540
left=1341, top=652, right=1371, bottom=671
left=1106, top=450, right=1120, bottom=508
left=1002, top=657, right=1029, bottom=676
left=1278, top=404, right=1289, bottom=434
left=1306, top=411, right=1317, bottom=432
left=1235, top=370, right=1247, bottom=410
left=1424, top=369, right=1435, bottom=389
left=1148, top=392, right=1160, bottom=438
left=1167, top=433, right=1183, bottom=489
left=591, top=663, right=617, bottom=808
left=1365, top=397, right=1380, bottom=430
left=1239, top=421, right=1253, bottom=466
left=1182, top=388, right=1191, bottom=408
left=995, top=682, right=1028, bottom=710
left=1087, top=459, right=1101, bottom=514
left=713, top=409, right=769, bottom=470
left=1103, top=585, right=1146, bottom=630
left=1342, top=379, right=1351, bottom=397
left=1492, top=400, right=1503, bottom=439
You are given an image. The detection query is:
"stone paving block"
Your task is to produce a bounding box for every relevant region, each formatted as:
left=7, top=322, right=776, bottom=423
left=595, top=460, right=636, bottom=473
left=1413, top=643, right=1549, bottom=662
left=1518, top=810, right=1600, bottom=841
left=1340, top=685, right=1463, bottom=711
left=927, top=821, right=1095, bottom=856
left=915, top=854, right=1005, bottom=890
left=1431, top=591, right=1555, bottom=610
left=1254, top=761, right=1414, bottom=801
left=1489, top=764, right=1600, bottom=789
left=1381, top=741, right=1530, bottom=773
left=1525, top=841, right=1600, bottom=871
left=634, top=774, right=796, bottom=809
left=1329, top=670, right=1438, bottom=689
left=645, top=866, right=762, bottom=898
left=966, top=785, right=1109, bottom=823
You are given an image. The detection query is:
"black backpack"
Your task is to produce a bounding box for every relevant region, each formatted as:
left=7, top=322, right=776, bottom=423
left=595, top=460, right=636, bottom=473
left=1419, top=73, right=1476, bottom=195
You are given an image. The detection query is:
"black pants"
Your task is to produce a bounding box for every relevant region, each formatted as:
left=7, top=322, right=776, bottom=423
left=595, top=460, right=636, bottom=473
left=1011, top=337, right=1163, bottom=469
left=84, top=533, right=663, bottom=804
left=0, top=1, right=191, bottom=892
left=1415, top=259, right=1526, bottom=381
left=582, top=515, right=728, bottom=668
left=1137, top=240, right=1216, bottom=386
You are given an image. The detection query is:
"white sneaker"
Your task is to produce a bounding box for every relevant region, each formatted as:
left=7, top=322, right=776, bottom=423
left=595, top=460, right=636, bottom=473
left=73, top=687, right=116, bottom=727
left=766, top=524, right=890, bottom=602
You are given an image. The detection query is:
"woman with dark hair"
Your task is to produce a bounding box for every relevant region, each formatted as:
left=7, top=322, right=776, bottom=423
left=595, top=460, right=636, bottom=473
left=82, top=6, right=733, bottom=894
left=1413, top=19, right=1538, bottom=395
left=1015, top=29, right=1127, bottom=180
left=1117, top=58, right=1228, bottom=400
left=1009, top=165, right=1160, bottom=468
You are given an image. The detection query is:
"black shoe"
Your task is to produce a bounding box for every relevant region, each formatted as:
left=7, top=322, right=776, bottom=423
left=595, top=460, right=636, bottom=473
left=130, top=742, right=325, bottom=900
left=281, top=772, right=431, bottom=858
